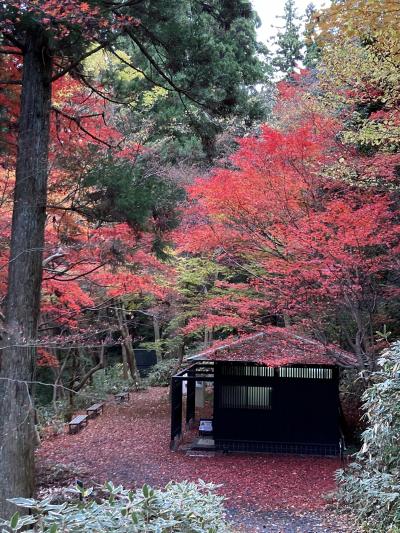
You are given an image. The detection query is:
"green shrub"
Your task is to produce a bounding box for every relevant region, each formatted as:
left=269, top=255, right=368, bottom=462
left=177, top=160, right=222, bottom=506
left=1, top=480, right=231, bottom=532
left=75, top=364, right=135, bottom=407
left=36, top=364, right=135, bottom=431
left=146, top=358, right=179, bottom=386
left=336, top=341, right=400, bottom=532
left=36, top=402, right=66, bottom=436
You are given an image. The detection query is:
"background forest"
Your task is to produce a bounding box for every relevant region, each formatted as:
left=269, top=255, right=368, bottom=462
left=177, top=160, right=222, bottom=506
left=0, top=0, right=399, bottom=530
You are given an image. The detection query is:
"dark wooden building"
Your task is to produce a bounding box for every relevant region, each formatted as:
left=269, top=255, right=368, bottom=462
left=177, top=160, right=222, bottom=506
left=171, top=328, right=357, bottom=455
left=134, top=349, right=157, bottom=377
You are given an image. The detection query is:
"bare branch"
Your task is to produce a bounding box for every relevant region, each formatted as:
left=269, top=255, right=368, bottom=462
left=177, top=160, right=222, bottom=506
left=43, top=262, right=107, bottom=282
left=51, top=106, right=117, bottom=149
left=126, top=29, right=208, bottom=109
left=73, top=344, right=105, bottom=392
left=42, top=251, right=65, bottom=267
left=51, top=43, right=109, bottom=83
left=80, top=75, right=134, bottom=105
left=109, top=49, right=171, bottom=92
left=0, top=48, right=22, bottom=55
left=0, top=80, right=22, bottom=85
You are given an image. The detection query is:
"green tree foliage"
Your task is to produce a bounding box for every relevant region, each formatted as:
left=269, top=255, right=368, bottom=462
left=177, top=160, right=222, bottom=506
left=161, top=257, right=230, bottom=355
left=272, top=0, right=303, bottom=76
left=337, top=342, right=400, bottom=532
left=318, top=39, right=400, bottom=154
left=315, top=0, right=400, bottom=188
left=95, top=0, right=271, bottom=162
left=316, top=0, right=400, bottom=47
left=78, top=156, right=185, bottom=252
left=164, top=255, right=266, bottom=355
left=303, top=3, right=321, bottom=69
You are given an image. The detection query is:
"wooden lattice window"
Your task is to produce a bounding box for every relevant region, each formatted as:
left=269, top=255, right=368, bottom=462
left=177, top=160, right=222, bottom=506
left=219, top=385, right=272, bottom=410
left=278, top=367, right=332, bottom=379
left=220, top=365, right=274, bottom=377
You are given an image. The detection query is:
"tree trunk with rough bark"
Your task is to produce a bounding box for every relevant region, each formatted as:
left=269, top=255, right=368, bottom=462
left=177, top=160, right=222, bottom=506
left=153, top=315, right=162, bottom=362
left=0, top=30, right=52, bottom=519
left=116, top=303, right=141, bottom=387
left=121, top=344, right=129, bottom=380
left=73, top=345, right=105, bottom=393
left=52, top=350, right=70, bottom=408
left=204, top=326, right=213, bottom=349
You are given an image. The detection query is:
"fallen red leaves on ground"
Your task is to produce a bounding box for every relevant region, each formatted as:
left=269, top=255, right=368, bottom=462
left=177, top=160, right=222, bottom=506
left=37, top=387, right=341, bottom=512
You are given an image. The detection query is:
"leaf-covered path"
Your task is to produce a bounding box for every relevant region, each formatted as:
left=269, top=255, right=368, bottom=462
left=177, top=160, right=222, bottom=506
left=36, top=388, right=358, bottom=532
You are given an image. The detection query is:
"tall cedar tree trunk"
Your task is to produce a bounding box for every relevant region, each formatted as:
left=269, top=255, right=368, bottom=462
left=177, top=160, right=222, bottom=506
left=0, top=30, right=52, bottom=518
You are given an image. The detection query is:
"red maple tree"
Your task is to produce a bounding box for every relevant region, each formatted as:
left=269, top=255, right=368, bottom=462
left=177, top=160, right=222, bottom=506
left=177, top=80, right=400, bottom=368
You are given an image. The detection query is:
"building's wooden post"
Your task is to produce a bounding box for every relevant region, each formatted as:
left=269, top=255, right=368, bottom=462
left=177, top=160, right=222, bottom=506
left=186, top=370, right=196, bottom=428
left=170, top=377, right=182, bottom=449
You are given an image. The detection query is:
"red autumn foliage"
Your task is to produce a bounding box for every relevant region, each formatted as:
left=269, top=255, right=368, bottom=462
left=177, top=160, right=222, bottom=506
left=176, top=86, right=400, bottom=367
left=36, top=348, right=60, bottom=367
left=182, top=294, right=267, bottom=335
left=1, top=1, right=140, bottom=43
left=0, top=53, right=173, bottom=361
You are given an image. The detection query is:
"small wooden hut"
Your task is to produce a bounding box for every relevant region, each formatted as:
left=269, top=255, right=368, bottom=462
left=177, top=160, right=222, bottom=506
left=170, top=327, right=357, bottom=455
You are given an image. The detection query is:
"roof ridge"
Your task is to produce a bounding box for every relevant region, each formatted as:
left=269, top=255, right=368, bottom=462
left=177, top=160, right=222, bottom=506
left=187, top=327, right=358, bottom=367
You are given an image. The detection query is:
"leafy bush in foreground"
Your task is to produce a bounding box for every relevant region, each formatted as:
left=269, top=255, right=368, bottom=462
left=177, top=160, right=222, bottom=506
left=336, top=342, right=400, bottom=532
left=0, top=480, right=230, bottom=532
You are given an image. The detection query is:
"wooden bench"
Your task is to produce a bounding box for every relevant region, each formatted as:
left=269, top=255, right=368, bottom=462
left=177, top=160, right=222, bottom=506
left=86, top=402, right=104, bottom=419
left=68, top=414, right=88, bottom=434
left=114, top=391, right=130, bottom=403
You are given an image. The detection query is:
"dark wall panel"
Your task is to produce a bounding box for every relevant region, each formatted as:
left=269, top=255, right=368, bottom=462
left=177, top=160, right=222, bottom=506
left=214, top=362, right=340, bottom=447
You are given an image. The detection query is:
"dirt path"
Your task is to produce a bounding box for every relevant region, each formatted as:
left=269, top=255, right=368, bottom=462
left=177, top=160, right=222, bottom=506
left=229, top=508, right=359, bottom=532
left=36, top=388, right=359, bottom=532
